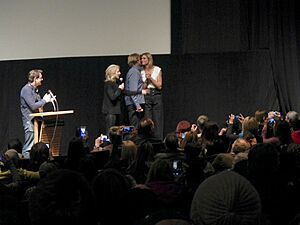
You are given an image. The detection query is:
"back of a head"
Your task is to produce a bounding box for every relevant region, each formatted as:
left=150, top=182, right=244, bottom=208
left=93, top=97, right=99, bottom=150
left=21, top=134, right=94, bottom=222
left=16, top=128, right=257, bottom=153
left=67, top=137, right=86, bottom=160
left=201, top=121, right=219, bottom=141
left=138, top=118, right=155, bottom=136
left=275, top=120, right=292, bottom=144
left=5, top=149, right=20, bottom=166
left=30, top=142, right=49, bottom=167
left=231, top=138, right=251, bottom=155
left=286, top=111, right=299, bottom=124
left=121, top=140, right=138, bottom=163
left=190, top=171, right=262, bottom=225
left=242, top=116, right=258, bottom=134
left=247, top=143, right=279, bottom=178
left=211, top=153, right=234, bottom=172
left=164, top=133, right=179, bottom=152
left=176, top=120, right=191, bottom=133
left=146, top=158, right=174, bottom=183
left=7, top=138, right=23, bottom=154
left=255, top=110, right=267, bottom=124
left=28, top=169, right=96, bottom=225
left=197, top=115, right=209, bottom=130
left=92, top=168, right=129, bottom=206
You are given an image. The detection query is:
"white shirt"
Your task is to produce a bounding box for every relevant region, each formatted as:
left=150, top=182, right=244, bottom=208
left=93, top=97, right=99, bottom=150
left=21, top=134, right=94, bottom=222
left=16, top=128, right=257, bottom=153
left=141, top=66, right=161, bottom=89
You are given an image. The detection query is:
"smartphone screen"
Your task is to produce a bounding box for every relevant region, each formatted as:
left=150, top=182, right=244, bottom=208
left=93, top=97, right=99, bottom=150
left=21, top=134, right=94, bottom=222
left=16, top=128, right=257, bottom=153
left=100, top=134, right=110, bottom=142
left=122, top=126, right=134, bottom=133
left=80, top=126, right=86, bottom=138
left=172, top=160, right=183, bottom=176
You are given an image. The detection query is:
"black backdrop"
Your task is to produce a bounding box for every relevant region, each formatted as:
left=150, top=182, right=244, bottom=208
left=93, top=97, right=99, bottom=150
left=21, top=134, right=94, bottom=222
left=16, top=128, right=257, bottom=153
left=0, top=0, right=299, bottom=155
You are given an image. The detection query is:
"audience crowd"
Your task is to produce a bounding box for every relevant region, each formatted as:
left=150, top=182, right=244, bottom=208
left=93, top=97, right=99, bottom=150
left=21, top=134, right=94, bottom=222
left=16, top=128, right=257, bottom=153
left=1, top=110, right=300, bottom=225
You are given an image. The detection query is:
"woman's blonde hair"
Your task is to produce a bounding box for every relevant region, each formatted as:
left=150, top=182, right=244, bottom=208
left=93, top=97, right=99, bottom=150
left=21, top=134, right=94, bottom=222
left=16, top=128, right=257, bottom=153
left=242, top=116, right=258, bottom=134
left=121, top=140, right=137, bottom=164
left=141, top=52, right=154, bottom=67
left=105, top=64, right=120, bottom=82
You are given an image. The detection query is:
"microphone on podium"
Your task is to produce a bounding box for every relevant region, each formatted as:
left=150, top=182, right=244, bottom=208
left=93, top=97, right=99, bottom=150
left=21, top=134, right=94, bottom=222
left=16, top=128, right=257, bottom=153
left=48, top=90, right=57, bottom=111
left=48, top=90, right=56, bottom=102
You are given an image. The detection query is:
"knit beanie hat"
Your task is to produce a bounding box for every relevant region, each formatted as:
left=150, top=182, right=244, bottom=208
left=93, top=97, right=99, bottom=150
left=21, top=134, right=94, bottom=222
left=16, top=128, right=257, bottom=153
left=190, top=171, right=261, bottom=225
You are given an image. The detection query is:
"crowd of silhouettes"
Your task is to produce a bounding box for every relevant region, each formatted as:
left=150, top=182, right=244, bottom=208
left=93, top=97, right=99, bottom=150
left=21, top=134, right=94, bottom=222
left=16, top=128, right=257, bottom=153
left=1, top=110, right=300, bottom=225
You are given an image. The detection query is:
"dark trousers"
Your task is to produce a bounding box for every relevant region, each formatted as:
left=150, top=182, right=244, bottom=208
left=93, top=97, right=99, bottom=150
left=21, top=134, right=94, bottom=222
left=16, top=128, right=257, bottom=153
left=105, top=114, right=119, bottom=136
left=127, top=104, right=144, bottom=128
left=144, top=94, right=163, bottom=140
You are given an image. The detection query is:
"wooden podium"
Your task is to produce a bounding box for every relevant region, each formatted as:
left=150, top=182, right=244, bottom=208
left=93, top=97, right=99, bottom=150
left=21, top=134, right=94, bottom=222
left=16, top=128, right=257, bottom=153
left=30, top=110, right=74, bottom=156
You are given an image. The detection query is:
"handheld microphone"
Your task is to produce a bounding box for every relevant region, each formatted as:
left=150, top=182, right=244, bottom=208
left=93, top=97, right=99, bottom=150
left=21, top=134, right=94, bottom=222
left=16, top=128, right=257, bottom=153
left=48, top=90, right=58, bottom=111
left=117, top=77, right=123, bottom=85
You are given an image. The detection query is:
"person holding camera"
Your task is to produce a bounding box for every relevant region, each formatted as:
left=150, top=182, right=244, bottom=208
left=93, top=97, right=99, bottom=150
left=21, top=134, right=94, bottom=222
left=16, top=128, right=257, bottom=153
left=20, top=69, right=53, bottom=159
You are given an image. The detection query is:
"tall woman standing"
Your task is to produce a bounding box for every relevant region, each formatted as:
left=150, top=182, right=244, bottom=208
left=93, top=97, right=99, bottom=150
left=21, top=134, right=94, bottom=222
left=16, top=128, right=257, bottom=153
left=141, top=52, right=163, bottom=140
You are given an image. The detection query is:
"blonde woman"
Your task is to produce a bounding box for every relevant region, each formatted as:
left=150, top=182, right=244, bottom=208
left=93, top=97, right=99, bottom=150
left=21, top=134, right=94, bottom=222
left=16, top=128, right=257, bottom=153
left=102, top=64, right=124, bottom=136
left=140, top=52, right=163, bottom=139
left=102, top=64, right=144, bottom=136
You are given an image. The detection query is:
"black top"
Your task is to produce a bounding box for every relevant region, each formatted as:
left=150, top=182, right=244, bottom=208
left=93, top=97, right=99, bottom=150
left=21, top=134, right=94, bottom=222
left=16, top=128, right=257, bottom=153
left=102, top=81, right=122, bottom=114
left=102, top=80, right=142, bottom=115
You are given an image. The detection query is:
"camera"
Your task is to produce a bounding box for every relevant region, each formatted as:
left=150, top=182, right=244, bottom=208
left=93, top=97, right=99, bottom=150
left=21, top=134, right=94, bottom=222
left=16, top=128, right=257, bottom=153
left=269, top=118, right=275, bottom=126
left=121, top=126, right=134, bottom=133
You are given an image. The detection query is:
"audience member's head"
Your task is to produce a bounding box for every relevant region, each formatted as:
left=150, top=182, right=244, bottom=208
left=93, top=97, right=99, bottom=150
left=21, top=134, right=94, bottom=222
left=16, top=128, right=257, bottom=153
left=163, top=133, right=179, bottom=152
left=29, top=142, right=49, bottom=170
left=5, top=149, right=20, bottom=167
left=247, top=143, right=279, bottom=180
left=38, top=161, right=58, bottom=179
left=242, top=116, right=259, bottom=135
left=121, top=140, right=137, bottom=165
left=211, top=153, right=234, bottom=172
left=285, top=111, right=299, bottom=125
left=190, top=171, right=262, bottom=225
left=138, top=118, right=155, bottom=137
left=196, top=115, right=209, bottom=132
left=231, top=138, right=251, bottom=155
left=176, top=120, right=191, bottom=134
left=7, top=138, right=23, bottom=155
left=255, top=110, right=268, bottom=125
left=146, top=159, right=174, bottom=183
left=201, top=121, right=219, bottom=142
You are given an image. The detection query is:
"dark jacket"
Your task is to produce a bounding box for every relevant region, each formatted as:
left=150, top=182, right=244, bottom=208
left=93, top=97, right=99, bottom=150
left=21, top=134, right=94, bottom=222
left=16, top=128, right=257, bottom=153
left=102, top=81, right=122, bottom=115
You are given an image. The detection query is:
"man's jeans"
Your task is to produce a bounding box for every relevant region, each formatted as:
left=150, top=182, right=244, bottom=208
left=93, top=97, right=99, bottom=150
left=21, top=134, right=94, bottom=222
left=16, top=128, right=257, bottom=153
left=22, top=121, right=34, bottom=159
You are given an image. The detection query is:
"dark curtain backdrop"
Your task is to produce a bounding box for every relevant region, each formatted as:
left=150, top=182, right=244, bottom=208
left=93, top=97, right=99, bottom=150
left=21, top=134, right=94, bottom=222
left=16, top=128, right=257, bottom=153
left=176, top=0, right=300, bottom=112
left=0, top=0, right=299, bottom=155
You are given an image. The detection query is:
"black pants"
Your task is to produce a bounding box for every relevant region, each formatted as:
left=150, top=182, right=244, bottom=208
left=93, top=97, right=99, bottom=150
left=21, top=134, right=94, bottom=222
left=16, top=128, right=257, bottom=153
left=105, top=114, right=119, bottom=136
left=127, top=104, right=144, bottom=128
left=144, top=94, right=163, bottom=140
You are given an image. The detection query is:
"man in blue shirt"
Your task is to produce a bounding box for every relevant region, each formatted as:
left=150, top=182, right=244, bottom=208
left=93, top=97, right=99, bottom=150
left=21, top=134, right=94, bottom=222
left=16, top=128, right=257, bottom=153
left=20, top=69, right=52, bottom=159
left=124, top=53, right=145, bottom=128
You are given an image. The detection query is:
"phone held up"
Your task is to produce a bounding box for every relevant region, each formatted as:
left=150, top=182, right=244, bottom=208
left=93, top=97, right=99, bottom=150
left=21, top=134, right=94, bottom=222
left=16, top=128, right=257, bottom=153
left=80, top=126, right=87, bottom=138
left=121, top=126, right=134, bottom=133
